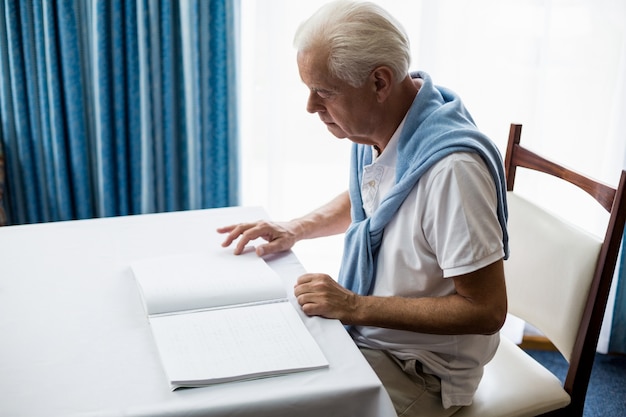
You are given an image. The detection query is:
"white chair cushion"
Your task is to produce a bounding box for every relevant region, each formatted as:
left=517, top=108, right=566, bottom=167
left=504, top=192, right=602, bottom=359
left=455, top=337, right=571, bottom=417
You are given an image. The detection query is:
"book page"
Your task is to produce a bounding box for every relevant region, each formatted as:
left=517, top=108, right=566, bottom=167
left=131, top=250, right=286, bottom=315
left=148, top=301, right=329, bottom=388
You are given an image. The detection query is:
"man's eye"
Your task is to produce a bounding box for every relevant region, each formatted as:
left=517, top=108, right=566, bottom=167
left=316, top=90, right=333, bottom=99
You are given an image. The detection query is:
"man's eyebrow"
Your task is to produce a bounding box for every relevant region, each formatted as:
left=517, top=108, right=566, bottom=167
left=311, top=86, right=336, bottom=94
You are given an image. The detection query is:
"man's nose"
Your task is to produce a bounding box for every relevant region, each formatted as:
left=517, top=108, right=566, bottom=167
left=306, top=92, right=323, bottom=114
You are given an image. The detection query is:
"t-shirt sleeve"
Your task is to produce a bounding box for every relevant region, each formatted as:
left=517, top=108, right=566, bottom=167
left=419, top=153, right=505, bottom=278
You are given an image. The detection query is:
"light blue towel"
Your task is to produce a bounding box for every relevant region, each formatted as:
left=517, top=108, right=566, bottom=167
left=338, top=71, right=509, bottom=297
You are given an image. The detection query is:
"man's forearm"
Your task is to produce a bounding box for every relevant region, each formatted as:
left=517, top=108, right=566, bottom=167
left=347, top=260, right=508, bottom=335
left=289, top=190, right=351, bottom=241
left=352, top=292, right=505, bottom=335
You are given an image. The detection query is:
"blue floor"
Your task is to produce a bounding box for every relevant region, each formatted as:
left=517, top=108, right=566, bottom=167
left=525, top=349, right=626, bottom=417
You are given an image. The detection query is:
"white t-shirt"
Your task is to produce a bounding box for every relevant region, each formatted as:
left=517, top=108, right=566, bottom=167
left=350, top=120, right=504, bottom=408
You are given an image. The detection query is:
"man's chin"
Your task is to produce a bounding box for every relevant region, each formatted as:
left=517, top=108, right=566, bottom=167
left=326, top=124, right=348, bottom=139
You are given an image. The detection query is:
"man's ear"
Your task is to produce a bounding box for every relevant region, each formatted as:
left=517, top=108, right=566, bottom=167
left=371, top=66, right=394, bottom=103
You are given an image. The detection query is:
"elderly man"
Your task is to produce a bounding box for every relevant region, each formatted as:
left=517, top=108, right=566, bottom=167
left=219, top=1, right=509, bottom=416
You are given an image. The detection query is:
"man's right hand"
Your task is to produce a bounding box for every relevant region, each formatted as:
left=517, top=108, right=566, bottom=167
left=217, top=220, right=300, bottom=257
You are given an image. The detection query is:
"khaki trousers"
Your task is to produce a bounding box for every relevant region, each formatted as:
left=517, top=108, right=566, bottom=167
left=360, top=348, right=462, bottom=417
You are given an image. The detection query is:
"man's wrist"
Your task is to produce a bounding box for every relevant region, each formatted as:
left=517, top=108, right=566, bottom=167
left=286, top=217, right=310, bottom=241
left=346, top=293, right=369, bottom=325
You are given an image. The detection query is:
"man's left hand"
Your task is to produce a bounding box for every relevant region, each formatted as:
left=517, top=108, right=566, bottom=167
left=294, top=273, right=359, bottom=323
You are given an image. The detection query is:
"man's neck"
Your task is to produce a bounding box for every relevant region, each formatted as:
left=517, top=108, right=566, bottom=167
left=375, top=76, right=420, bottom=154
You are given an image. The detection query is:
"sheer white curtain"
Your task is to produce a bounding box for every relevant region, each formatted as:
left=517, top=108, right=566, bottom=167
left=239, top=0, right=626, bottom=349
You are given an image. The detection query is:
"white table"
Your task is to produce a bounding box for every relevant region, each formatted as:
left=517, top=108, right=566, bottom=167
left=0, top=206, right=395, bottom=417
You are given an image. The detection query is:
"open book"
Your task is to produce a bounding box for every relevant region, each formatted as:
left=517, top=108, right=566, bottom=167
left=131, top=250, right=329, bottom=390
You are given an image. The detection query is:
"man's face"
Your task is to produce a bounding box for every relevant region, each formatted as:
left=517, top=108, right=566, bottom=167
left=297, top=48, right=379, bottom=146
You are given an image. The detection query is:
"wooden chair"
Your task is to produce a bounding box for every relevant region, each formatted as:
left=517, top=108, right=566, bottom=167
left=455, top=123, right=626, bottom=417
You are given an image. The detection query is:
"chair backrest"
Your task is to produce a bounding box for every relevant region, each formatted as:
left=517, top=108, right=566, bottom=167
left=503, top=123, right=626, bottom=415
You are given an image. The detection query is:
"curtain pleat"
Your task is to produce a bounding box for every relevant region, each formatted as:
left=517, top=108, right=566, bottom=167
left=160, top=0, right=183, bottom=213
left=33, top=0, right=55, bottom=221
left=181, top=0, right=200, bottom=210
left=94, top=0, right=114, bottom=217
left=19, top=0, right=46, bottom=222
left=42, top=0, right=73, bottom=221
left=136, top=0, right=155, bottom=214
left=111, top=0, right=128, bottom=216
left=199, top=0, right=211, bottom=210
left=4, top=0, right=35, bottom=223
left=0, top=0, right=239, bottom=225
left=57, top=0, right=93, bottom=220
left=207, top=0, right=229, bottom=208
left=125, top=0, right=142, bottom=216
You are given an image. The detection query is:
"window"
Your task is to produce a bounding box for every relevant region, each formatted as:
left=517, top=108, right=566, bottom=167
left=239, top=1, right=626, bottom=315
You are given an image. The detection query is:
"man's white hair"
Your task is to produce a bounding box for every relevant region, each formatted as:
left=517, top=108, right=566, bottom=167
left=293, top=0, right=411, bottom=87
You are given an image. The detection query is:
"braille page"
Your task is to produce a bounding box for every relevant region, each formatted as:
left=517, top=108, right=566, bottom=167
left=148, top=301, right=329, bottom=388
left=131, top=250, right=286, bottom=316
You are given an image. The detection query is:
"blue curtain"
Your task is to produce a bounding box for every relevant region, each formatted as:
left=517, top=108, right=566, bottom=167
left=0, top=0, right=239, bottom=225
left=610, top=236, right=626, bottom=353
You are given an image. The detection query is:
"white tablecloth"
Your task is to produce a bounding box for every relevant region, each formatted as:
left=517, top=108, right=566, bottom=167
left=0, top=206, right=395, bottom=417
